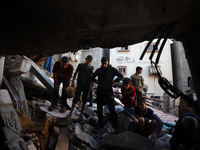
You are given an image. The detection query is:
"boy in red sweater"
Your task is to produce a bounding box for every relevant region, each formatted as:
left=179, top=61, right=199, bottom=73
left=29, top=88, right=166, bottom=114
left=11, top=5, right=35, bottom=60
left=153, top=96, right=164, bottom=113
left=121, top=77, right=136, bottom=108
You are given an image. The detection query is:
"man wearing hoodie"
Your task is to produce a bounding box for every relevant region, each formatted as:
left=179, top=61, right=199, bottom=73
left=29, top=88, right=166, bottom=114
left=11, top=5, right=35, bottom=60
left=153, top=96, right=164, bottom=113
left=91, top=57, right=123, bottom=133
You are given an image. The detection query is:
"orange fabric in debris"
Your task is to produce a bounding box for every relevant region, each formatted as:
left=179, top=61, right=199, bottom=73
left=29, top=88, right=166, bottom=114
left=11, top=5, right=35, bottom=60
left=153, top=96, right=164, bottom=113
left=15, top=109, right=54, bottom=150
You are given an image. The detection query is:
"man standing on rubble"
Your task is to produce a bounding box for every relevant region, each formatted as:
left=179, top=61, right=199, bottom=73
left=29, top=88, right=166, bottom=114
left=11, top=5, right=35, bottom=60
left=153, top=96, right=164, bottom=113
left=91, top=56, right=123, bottom=134
left=130, top=66, right=144, bottom=106
left=66, top=55, right=93, bottom=120
left=48, top=56, right=73, bottom=113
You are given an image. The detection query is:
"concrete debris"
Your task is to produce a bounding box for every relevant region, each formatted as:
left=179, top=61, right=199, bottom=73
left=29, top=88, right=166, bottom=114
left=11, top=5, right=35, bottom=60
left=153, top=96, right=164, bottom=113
left=73, top=123, right=99, bottom=149
left=104, top=122, right=115, bottom=134
left=84, top=106, right=95, bottom=117
left=118, top=111, right=136, bottom=133
left=0, top=89, right=28, bottom=150
left=0, top=56, right=188, bottom=150
left=102, top=131, right=154, bottom=150
left=6, top=138, right=28, bottom=150
left=83, top=124, right=96, bottom=134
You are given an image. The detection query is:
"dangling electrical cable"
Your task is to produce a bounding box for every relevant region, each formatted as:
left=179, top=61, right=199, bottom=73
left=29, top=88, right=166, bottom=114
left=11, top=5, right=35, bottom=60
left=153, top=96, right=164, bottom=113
left=149, top=24, right=170, bottom=60
left=151, top=61, right=200, bottom=111
left=139, top=25, right=164, bottom=60
left=155, top=23, right=176, bottom=64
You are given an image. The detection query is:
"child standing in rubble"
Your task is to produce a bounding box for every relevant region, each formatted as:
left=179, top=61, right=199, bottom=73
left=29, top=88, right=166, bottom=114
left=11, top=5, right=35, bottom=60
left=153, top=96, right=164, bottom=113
left=91, top=56, right=123, bottom=134
left=66, top=55, right=93, bottom=120
left=121, top=77, right=136, bottom=108
left=123, top=97, right=163, bottom=141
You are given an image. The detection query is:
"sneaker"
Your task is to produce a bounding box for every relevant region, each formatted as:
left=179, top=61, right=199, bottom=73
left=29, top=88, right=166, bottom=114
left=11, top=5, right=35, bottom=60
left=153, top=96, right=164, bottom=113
left=66, top=114, right=71, bottom=120
left=79, top=115, right=85, bottom=121
left=48, top=105, right=57, bottom=111
left=60, top=106, right=66, bottom=113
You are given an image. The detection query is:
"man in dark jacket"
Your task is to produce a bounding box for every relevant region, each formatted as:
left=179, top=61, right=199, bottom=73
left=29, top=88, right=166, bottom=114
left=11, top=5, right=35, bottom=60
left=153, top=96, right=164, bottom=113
left=91, top=57, right=123, bottom=133
left=170, top=113, right=200, bottom=150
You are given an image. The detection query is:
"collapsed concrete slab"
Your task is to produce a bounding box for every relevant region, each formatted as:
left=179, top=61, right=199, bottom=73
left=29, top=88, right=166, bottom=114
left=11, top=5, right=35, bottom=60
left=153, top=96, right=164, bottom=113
left=118, top=112, right=136, bottom=133
left=73, top=123, right=99, bottom=149
left=0, top=89, right=28, bottom=150
left=102, top=131, right=154, bottom=150
left=23, top=56, right=54, bottom=92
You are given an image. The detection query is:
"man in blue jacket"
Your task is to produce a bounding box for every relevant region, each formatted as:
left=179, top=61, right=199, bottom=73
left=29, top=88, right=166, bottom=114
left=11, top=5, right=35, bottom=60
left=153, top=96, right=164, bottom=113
left=91, top=57, right=123, bottom=133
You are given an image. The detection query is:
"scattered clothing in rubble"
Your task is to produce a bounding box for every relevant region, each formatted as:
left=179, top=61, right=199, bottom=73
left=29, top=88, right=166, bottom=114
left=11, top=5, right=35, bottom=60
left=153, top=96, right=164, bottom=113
left=21, top=130, right=41, bottom=150
left=154, top=134, right=172, bottom=150
left=16, top=109, right=54, bottom=150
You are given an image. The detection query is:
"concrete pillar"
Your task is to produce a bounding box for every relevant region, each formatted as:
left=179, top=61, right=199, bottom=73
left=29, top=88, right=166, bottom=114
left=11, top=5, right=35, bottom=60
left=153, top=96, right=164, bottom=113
left=171, top=40, right=182, bottom=92
left=163, top=92, right=170, bottom=113
left=182, top=30, right=200, bottom=105
left=170, top=40, right=182, bottom=109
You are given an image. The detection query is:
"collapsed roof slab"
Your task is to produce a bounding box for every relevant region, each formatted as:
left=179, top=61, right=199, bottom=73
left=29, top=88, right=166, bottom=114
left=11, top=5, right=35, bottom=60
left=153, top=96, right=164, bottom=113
left=0, top=0, right=200, bottom=56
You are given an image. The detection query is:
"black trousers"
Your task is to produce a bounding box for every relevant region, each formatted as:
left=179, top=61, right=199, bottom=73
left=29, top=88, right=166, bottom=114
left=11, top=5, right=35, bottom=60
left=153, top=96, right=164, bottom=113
left=73, top=84, right=90, bottom=104
left=52, top=77, right=68, bottom=107
left=97, top=89, right=117, bottom=128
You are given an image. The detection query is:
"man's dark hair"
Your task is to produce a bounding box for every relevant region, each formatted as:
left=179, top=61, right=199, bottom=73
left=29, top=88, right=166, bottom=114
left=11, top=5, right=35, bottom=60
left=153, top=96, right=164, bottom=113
left=137, top=97, right=146, bottom=103
left=136, top=66, right=142, bottom=71
left=61, top=56, right=70, bottom=63
left=123, top=77, right=131, bottom=85
left=101, top=56, right=108, bottom=62
left=86, top=55, right=93, bottom=60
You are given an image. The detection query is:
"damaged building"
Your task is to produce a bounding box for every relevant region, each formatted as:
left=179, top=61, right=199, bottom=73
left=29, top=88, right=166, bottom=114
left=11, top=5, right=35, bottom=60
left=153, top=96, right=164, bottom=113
left=0, top=0, right=200, bottom=150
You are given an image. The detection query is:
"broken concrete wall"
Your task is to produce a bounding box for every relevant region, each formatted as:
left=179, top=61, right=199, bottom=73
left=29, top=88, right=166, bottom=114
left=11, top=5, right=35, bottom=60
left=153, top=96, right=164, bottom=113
left=0, top=89, right=28, bottom=150
left=0, top=56, right=5, bottom=88
left=10, top=76, right=29, bottom=116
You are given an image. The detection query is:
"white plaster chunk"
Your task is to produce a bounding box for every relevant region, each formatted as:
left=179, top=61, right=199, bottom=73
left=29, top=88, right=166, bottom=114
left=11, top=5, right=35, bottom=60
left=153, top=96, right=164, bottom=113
left=9, top=60, right=31, bottom=74
left=0, top=89, right=12, bottom=105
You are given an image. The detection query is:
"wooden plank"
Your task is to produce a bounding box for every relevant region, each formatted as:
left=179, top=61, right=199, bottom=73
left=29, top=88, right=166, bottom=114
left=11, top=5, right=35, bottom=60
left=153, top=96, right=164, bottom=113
left=143, top=96, right=165, bottom=103
left=55, top=127, right=69, bottom=150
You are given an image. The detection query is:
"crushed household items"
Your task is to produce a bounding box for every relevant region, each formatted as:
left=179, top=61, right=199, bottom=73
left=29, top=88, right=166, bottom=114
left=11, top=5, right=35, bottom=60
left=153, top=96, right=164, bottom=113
left=0, top=55, right=197, bottom=150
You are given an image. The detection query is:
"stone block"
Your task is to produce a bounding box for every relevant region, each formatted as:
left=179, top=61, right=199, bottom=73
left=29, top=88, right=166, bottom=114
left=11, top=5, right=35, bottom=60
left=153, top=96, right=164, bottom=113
left=118, top=112, right=135, bottom=132
left=6, top=138, right=28, bottom=150
left=74, top=123, right=99, bottom=149
left=103, top=131, right=154, bottom=150
left=105, top=122, right=115, bottom=134
left=82, top=124, right=95, bottom=134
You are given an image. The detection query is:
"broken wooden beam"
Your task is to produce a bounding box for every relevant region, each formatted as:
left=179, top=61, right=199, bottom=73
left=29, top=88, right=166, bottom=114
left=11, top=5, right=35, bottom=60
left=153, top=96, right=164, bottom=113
left=55, top=127, right=69, bottom=150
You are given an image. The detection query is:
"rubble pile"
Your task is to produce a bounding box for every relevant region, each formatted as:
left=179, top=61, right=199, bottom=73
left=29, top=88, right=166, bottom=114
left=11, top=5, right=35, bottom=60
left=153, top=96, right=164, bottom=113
left=0, top=56, right=180, bottom=150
